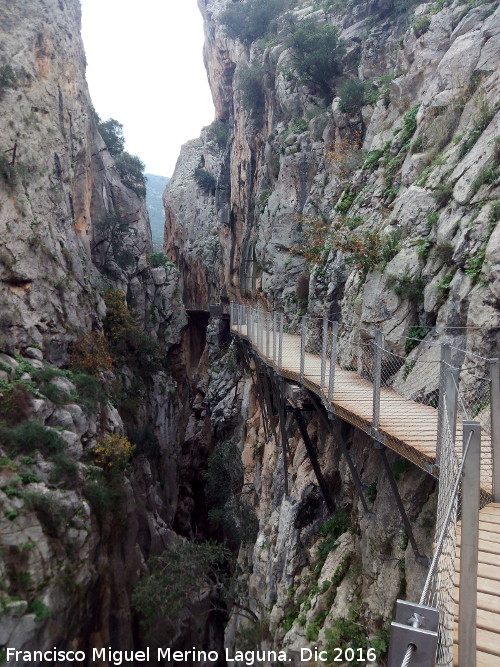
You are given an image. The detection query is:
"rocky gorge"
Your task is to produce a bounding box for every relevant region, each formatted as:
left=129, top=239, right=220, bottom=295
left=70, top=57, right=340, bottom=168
left=0, top=0, right=499, bottom=665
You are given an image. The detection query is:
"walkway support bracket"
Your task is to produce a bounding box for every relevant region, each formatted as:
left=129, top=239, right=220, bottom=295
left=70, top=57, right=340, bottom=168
left=306, top=390, right=373, bottom=517
left=379, top=445, right=429, bottom=566
left=458, top=420, right=480, bottom=667
left=293, top=408, right=335, bottom=514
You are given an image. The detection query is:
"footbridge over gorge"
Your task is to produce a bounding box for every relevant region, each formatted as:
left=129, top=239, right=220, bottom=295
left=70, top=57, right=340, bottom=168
left=227, top=302, right=500, bottom=667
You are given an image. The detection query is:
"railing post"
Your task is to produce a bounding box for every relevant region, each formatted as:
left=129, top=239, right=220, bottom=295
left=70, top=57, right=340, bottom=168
left=491, top=358, right=500, bottom=502
left=278, top=313, right=283, bottom=368
left=320, top=317, right=328, bottom=390
left=258, top=311, right=263, bottom=351
left=300, top=316, right=307, bottom=382
left=230, top=302, right=234, bottom=329
left=372, top=330, right=383, bottom=437
left=458, top=420, right=480, bottom=667
left=266, top=313, right=270, bottom=359
left=444, top=365, right=459, bottom=445
left=273, top=312, right=277, bottom=364
left=436, top=343, right=451, bottom=466
left=246, top=305, right=250, bottom=336
left=328, top=322, right=339, bottom=404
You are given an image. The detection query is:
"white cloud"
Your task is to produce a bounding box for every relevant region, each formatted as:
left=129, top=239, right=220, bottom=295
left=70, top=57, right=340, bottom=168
left=81, top=0, right=215, bottom=177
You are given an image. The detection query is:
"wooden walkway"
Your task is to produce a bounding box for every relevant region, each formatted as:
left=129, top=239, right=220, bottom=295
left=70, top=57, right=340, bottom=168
left=231, top=323, right=500, bottom=666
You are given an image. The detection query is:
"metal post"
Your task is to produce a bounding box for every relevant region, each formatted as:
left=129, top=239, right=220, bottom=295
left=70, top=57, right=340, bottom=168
left=320, top=317, right=328, bottom=390
left=490, top=358, right=500, bottom=502
left=230, top=302, right=233, bottom=329
left=300, top=316, right=306, bottom=383
left=246, top=305, right=250, bottom=337
left=458, top=420, right=481, bottom=667
left=273, top=312, right=277, bottom=364
left=444, top=366, right=459, bottom=445
left=266, top=313, right=271, bottom=359
left=237, top=305, right=241, bottom=335
left=328, top=322, right=339, bottom=404
left=436, top=343, right=451, bottom=466
left=372, top=330, right=383, bottom=437
left=258, top=311, right=262, bottom=350
left=278, top=313, right=283, bottom=368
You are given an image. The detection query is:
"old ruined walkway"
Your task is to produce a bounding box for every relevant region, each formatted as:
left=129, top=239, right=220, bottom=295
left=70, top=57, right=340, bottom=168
left=229, top=303, right=500, bottom=667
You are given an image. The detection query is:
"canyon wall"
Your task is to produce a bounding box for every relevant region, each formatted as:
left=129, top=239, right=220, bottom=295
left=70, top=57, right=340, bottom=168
left=0, top=0, right=214, bottom=658
left=164, top=0, right=499, bottom=661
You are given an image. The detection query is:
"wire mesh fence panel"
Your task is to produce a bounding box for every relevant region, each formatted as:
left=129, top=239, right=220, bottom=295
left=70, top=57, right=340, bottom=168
left=426, top=411, right=460, bottom=667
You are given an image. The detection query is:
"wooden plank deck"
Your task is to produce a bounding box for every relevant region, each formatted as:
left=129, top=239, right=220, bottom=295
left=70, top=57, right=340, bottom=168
left=454, top=504, right=500, bottom=665
left=231, top=322, right=500, bottom=665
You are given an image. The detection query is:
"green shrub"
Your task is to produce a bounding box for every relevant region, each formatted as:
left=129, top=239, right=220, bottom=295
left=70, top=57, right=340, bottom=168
left=336, top=186, right=356, bottom=213
left=434, top=241, right=454, bottom=263
left=436, top=273, right=453, bottom=302
left=405, top=325, right=430, bottom=353
left=150, top=252, right=176, bottom=269
left=412, top=15, right=431, bottom=37
left=237, top=63, right=266, bottom=119
left=193, top=167, right=216, bottom=193
left=399, top=103, right=421, bottom=148
left=0, top=421, right=65, bottom=456
left=286, top=18, right=345, bottom=95
left=114, top=152, right=146, bottom=198
left=433, top=182, right=453, bottom=208
left=206, top=120, right=229, bottom=148
left=22, top=490, right=68, bottom=537
left=0, top=64, right=17, bottom=98
left=96, top=118, right=125, bottom=157
left=389, top=273, right=426, bottom=300
left=72, top=373, right=106, bottom=411
left=84, top=471, right=122, bottom=521
left=28, top=600, right=51, bottom=621
left=50, top=452, right=79, bottom=485
left=338, top=79, right=368, bottom=114
left=132, top=540, right=229, bottom=635
left=220, top=0, right=288, bottom=45
left=364, top=148, right=385, bottom=172
left=465, top=248, right=486, bottom=282
left=314, top=510, right=351, bottom=578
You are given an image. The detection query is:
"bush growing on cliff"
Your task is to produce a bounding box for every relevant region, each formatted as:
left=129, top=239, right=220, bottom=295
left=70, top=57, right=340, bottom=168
left=96, top=118, right=125, bottom=157
left=114, top=152, right=146, bottom=199
left=0, top=64, right=17, bottom=98
left=96, top=116, right=146, bottom=198
left=194, top=166, right=217, bottom=194
left=220, top=0, right=288, bottom=45
left=237, top=63, right=266, bottom=119
left=338, top=79, right=368, bottom=114
left=286, top=18, right=345, bottom=96
left=132, top=540, right=230, bottom=635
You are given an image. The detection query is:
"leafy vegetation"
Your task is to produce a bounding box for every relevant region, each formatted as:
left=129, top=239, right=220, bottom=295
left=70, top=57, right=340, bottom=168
left=286, top=18, right=345, bottom=96
left=93, top=433, right=135, bottom=471
left=194, top=166, right=217, bottom=194
left=388, top=273, right=426, bottom=300
left=206, top=119, right=229, bottom=148
left=404, top=326, right=430, bottom=353
left=412, top=15, right=431, bottom=37
left=220, top=0, right=288, bottom=46
left=237, top=63, right=266, bottom=119
left=314, top=510, right=351, bottom=578
left=205, top=441, right=258, bottom=546
left=0, top=64, right=17, bottom=98
left=96, top=116, right=146, bottom=198
left=338, top=79, right=368, bottom=114
left=133, top=540, right=230, bottom=636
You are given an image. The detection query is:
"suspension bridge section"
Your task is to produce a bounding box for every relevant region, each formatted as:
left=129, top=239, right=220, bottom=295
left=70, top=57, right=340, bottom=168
left=227, top=302, right=500, bottom=667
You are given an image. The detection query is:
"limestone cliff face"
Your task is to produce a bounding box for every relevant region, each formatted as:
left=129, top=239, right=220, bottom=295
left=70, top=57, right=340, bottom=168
left=0, top=0, right=210, bottom=658
left=164, top=0, right=500, bottom=661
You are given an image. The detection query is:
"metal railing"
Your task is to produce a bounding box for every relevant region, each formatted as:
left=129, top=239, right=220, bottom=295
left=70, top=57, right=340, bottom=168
left=229, top=301, right=500, bottom=667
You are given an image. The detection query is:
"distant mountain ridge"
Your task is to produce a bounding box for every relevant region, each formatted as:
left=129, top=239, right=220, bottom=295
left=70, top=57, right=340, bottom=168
left=145, top=173, right=169, bottom=250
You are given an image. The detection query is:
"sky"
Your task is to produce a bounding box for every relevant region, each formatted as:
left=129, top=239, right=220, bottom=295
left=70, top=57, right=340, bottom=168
left=80, top=0, right=215, bottom=178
